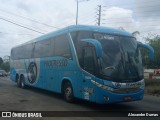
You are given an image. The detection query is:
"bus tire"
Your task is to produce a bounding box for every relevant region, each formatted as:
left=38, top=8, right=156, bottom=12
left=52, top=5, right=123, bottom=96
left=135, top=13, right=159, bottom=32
left=63, top=81, right=74, bottom=103
left=16, top=75, right=21, bottom=88
left=20, top=75, right=27, bottom=89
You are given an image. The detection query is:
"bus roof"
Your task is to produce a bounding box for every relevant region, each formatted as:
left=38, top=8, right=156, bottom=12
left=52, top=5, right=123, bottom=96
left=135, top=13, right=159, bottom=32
left=67, top=25, right=133, bottom=36
left=12, top=25, right=133, bottom=48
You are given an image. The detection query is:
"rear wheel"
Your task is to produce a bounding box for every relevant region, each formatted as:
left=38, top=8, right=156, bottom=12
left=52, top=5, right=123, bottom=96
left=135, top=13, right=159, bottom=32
left=20, top=75, right=26, bottom=89
left=16, top=75, right=21, bottom=88
left=63, top=82, right=74, bottom=102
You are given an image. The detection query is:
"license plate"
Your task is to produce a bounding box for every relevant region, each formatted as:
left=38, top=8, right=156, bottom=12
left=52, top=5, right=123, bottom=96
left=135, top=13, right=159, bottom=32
left=126, top=82, right=142, bottom=88
left=124, top=96, right=132, bottom=101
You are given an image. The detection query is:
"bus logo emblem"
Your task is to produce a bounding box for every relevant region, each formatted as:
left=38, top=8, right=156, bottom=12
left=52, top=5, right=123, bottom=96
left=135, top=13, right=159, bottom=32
left=115, top=83, right=121, bottom=88
left=27, top=62, right=37, bottom=84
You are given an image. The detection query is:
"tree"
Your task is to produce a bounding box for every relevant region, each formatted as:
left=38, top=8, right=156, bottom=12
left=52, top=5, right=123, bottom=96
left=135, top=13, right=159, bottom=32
left=140, top=47, right=150, bottom=68
left=141, top=35, right=160, bottom=68
left=0, top=57, right=10, bottom=72
left=0, top=57, right=3, bottom=66
left=0, top=62, right=10, bottom=72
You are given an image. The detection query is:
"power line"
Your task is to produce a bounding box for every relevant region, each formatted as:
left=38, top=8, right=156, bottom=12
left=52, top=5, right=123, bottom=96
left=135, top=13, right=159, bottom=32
left=101, top=14, right=160, bottom=23
left=0, top=16, right=48, bottom=33
left=0, top=32, right=36, bottom=36
left=140, top=29, right=160, bottom=33
left=79, top=15, right=95, bottom=22
left=63, top=12, right=95, bottom=26
left=0, top=32, right=37, bottom=36
left=102, top=7, right=160, bottom=14
left=79, top=10, right=95, bottom=19
left=82, top=20, right=95, bottom=25
left=104, top=3, right=160, bottom=10
left=103, top=0, right=160, bottom=8
left=99, top=4, right=160, bottom=22
left=103, top=19, right=160, bottom=24
left=55, top=12, right=95, bottom=28
left=48, top=7, right=96, bottom=27
left=126, top=4, right=160, bottom=10
left=0, top=1, right=159, bottom=29
left=0, top=9, right=60, bottom=29
left=0, top=17, right=45, bottom=34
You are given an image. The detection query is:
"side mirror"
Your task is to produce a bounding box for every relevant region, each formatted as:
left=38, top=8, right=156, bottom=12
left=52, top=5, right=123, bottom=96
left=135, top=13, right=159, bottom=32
left=138, top=42, right=154, bottom=60
left=80, top=39, right=103, bottom=58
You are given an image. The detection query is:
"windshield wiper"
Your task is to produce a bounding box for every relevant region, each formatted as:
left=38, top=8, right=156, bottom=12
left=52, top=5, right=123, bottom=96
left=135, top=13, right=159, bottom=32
left=99, top=72, right=117, bottom=80
left=105, top=66, right=115, bottom=70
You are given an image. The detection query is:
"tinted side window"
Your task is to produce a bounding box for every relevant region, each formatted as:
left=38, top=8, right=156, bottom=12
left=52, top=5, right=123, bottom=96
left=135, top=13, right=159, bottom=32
left=12, top=47, right=19, bottom=59
left=70, top=31, right=93, bottom=66
left=34, top=40, right=52, bottom=58
left=16, top=47, right=23, bottom=59
left=54, top=34, right=72, bottom=59
left=22, top=44, right=33, bottom=59
left=71, top=31, right=92, bottom=44
left=11, top=49, right=13, bottom=59
left=11, top=43, right=33, bottom=60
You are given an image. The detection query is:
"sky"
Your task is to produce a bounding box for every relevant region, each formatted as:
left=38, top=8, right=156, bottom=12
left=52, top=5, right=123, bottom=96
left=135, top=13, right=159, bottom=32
left=0, top=0, right=160, bottom=58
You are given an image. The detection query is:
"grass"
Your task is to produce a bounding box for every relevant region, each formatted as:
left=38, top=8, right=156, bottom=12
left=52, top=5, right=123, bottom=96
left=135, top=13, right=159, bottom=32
left=145, top=79, right=160, bottom=97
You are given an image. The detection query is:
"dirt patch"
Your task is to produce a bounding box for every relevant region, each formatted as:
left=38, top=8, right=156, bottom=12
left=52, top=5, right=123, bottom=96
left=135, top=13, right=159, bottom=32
left=145, top=79, right=160, bottom=97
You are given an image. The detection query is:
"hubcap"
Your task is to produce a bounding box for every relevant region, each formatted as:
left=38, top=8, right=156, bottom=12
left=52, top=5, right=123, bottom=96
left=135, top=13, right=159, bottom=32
left=65, top=87, right=72, bottom=99
left=21, top=80, right=24, bottom=87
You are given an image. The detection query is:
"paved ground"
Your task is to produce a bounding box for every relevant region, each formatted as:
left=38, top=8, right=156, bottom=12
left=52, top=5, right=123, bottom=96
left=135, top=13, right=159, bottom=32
left=0, top=77, right=159, bottom=120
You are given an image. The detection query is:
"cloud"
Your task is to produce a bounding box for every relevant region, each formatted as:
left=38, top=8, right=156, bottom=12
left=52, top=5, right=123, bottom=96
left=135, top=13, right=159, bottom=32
left=133, top=0, right=160, bottom=38
left=103, top=7, right=135, bottom=29
left=0, top=0, right=103, bottom=57
left=0, top=0, right=77, bottom=57
left=134, top=0, right=160, bottom=19
left=0, top=0, right=160, bottom=57
left=101, top=4, right=160, bottom=43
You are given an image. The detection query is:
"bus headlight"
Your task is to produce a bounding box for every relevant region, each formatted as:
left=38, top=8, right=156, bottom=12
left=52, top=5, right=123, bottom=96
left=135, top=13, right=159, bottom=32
left=91, top=80, right=143, bottom=93
left=91, top=80, right=114, bottom=91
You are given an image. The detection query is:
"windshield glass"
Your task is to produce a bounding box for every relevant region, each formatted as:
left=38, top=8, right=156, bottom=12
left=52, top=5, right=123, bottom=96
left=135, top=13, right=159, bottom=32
left=94, top=33, right=143, bottom=82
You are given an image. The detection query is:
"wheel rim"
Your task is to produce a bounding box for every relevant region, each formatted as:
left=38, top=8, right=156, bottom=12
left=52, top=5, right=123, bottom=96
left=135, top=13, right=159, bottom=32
left=17, top=78, right=20, bottom=86
left=21, top=80, right=24, bottom=87
left=65, top=87, right=72, bottom=100
left=21, top=76, right=25, bottom=88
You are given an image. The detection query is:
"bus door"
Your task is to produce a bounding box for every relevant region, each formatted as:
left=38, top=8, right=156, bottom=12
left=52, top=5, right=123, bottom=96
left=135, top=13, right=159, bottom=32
left=80, top=46, right=96, bottom=102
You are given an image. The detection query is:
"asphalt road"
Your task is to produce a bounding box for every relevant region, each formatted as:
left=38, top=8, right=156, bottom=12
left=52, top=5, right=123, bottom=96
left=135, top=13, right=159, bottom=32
left=0, top=77, right=159, bottom=120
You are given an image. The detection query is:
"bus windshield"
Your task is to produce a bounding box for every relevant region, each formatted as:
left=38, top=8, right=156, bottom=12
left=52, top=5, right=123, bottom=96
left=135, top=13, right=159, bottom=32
left=94, top=33, right=143, bottom=82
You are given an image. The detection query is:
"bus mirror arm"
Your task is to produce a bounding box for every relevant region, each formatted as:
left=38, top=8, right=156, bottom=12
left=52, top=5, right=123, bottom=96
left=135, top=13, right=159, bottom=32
left=80, top=39, right=103, bottom=58
left=137, top=42, right=154, bottom=60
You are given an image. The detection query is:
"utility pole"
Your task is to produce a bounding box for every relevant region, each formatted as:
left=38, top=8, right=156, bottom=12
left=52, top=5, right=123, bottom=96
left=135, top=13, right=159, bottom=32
left=96, top=5, right=101, bottom=26
left=76, top=0, right=78, bottom=25
left=76, top=0, right=89, bottom=25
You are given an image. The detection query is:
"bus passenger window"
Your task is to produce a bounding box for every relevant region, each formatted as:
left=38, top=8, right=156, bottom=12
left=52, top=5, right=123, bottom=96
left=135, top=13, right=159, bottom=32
left=54, top=34, right=72, bottom=59
left=34, top=40, right=52, bottom=58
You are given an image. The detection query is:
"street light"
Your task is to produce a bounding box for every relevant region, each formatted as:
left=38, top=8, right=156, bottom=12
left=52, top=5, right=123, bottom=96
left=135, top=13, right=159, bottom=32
left=76, top=0, right=89, bottom=25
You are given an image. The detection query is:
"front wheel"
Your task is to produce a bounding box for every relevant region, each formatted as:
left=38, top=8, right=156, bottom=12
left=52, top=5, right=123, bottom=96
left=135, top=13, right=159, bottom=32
left=63, top=82, right=74, bottom=103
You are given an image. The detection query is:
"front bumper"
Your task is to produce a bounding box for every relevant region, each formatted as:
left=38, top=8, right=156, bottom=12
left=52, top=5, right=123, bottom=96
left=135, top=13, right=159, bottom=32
left=95, top=87, right=144, bottom=104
